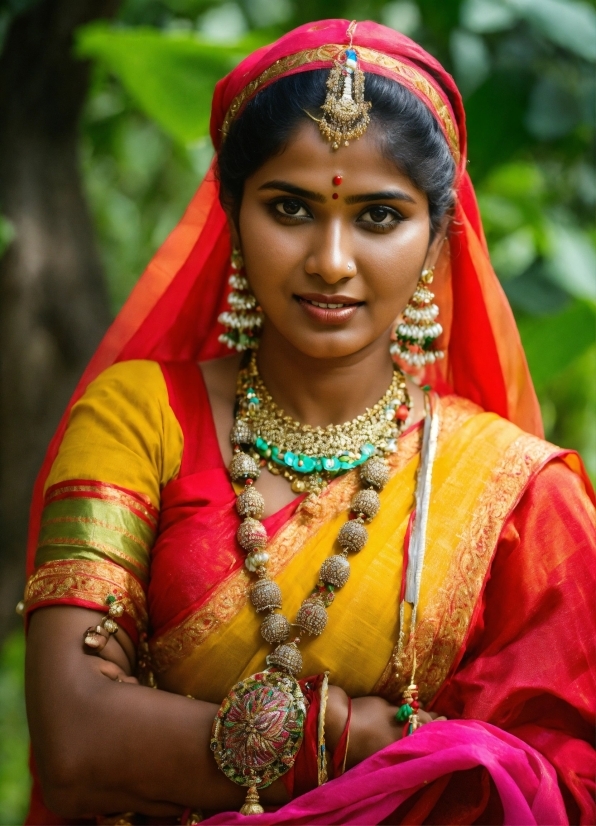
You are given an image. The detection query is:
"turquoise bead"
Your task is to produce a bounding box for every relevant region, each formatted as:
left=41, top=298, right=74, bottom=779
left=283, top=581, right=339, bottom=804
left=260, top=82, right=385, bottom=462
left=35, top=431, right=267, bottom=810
left=323, top=456, right=341, bottom=472
left=295, top=455, right=316, bottom=473
left=284, top=451, right=296, bottom=467
left=255, top=437, right=268, bottom=452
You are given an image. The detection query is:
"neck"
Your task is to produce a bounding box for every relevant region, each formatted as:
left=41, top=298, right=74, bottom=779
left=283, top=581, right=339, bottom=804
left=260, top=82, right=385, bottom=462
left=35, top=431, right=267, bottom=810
left=256, top=326, right=396, bottom=427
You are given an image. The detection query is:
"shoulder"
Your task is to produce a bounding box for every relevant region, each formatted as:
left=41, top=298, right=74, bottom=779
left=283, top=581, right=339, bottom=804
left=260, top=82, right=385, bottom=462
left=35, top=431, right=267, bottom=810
left=83, top=359, right=168, bottom=402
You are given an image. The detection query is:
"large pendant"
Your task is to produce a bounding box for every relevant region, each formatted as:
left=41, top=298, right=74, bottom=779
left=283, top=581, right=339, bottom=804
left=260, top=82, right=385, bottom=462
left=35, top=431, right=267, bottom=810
left=211, top=670, right=306, bottom=814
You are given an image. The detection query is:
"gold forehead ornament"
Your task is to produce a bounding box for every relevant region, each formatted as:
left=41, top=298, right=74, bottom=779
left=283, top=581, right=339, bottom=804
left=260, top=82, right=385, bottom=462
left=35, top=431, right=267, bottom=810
left=318, top=48, right=372, bottom=150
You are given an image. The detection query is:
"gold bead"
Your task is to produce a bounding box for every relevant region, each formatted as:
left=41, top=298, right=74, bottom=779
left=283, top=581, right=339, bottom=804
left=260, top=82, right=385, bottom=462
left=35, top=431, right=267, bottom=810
left=237, top=517, right=267, bottom=552
left=236, top=487, right=265, bottom=520
left=338, top=520, right=368, bottom=553
left=108, top=602, right=124, bottom=618
left=360, top=457, right=390, bottom=490
left=267, top=642, right=303, bottom=676
left=229, top=452, right=260, bottom=482
left=350, top=488, right=381, bottom=520
left=250, top=578, right=282, bottom=612
left=320, top=554, right=351, bottom=588
left=296, top=598, right=328, bottom=636
left=102, top=618, right=119, bottom=635
left=291, top=478, right=306, bottom=493
left=230, top=419, right=253, bottom=446
left=240, top=786, right=264, bottom=816
left=260, top=612, right=291, bottom=644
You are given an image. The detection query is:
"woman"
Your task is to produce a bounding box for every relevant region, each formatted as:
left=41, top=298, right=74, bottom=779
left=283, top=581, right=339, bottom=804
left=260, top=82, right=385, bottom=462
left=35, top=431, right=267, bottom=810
left=23, top=18, right=595, bottom=825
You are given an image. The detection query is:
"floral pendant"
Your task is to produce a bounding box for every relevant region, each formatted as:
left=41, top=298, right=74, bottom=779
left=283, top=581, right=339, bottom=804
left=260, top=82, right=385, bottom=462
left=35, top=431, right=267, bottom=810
left=211, top=670, right=306, bottom=813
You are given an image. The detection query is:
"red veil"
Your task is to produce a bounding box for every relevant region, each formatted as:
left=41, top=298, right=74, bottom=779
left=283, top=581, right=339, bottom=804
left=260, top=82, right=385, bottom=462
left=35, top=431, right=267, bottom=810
left=25, top=18, right=542, bottom=577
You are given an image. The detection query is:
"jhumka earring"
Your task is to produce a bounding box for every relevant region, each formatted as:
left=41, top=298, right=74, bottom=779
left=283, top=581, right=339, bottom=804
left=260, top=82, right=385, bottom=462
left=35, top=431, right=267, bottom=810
left=319, top=47, right=372, bottom=150
left=218, top=248, right=263, bottom=351
left=391, top=267, right=444, bottom=367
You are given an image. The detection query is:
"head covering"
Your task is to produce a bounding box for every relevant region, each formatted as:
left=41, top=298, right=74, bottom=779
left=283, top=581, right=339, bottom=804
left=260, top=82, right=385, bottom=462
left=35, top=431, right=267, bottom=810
left=26, top=18, right=541, bottom=574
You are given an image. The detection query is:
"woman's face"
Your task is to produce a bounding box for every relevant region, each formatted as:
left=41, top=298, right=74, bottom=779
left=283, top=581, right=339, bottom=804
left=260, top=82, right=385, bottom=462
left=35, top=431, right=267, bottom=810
left=236, top=120, right=445, bottom=361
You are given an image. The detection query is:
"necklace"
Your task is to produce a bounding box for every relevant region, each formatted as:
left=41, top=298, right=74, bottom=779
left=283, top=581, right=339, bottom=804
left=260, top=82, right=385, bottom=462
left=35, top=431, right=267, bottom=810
left=210, top=355, right=412, bottom=814
left=232, top=351, right=411, bottom=493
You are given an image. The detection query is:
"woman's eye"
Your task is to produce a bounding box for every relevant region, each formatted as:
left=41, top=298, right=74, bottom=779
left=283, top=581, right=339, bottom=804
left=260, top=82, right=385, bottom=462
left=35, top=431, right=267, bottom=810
left=361, top=206, right=400, bottom=225
left=274, top=199, right=310, bottom=218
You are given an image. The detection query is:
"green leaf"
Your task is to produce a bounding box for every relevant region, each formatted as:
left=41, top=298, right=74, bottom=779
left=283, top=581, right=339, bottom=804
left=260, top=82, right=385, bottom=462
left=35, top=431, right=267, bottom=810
left=461, top=0, right=518, bottom=33
left=518, top=300, right=596, bottom=388
left=545, top=223, right=596, bottom=301
left=76, top=25, right=268, bottom=144
left=507, top=0, right=596, bottom=62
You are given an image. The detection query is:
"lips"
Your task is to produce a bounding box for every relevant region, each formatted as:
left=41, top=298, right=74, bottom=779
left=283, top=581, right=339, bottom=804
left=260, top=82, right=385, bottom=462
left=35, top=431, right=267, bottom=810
left=295, top=293, right=363, bottom=325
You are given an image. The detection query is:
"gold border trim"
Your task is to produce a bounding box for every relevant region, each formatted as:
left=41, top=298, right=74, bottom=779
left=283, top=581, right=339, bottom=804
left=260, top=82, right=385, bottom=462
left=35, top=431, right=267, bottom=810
left=150, top=396, right=478, bottom=673
left=24, top=558, right=148, bottom=632
left=374, top=432, right=560, bottom=704
left=221, top=44, right=460, bottom=161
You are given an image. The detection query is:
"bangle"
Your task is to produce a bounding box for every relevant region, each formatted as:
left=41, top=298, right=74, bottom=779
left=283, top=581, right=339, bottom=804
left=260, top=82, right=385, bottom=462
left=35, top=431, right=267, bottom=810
left=281, top=672, right=329, bottom=799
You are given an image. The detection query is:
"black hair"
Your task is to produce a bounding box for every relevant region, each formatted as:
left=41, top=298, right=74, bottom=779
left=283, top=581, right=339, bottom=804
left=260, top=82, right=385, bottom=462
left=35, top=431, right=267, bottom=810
left=217, top=69, right=456, bottom=237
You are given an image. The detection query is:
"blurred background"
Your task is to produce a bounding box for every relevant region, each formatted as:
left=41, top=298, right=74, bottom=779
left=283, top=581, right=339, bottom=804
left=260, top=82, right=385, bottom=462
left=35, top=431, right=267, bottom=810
left=0, top=0, right=594, bottom=819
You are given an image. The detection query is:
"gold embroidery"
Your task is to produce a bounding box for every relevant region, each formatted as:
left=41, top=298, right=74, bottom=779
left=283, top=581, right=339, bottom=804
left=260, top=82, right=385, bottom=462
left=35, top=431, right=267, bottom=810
left=42, top=516, right=153, bottom=555
left=375, top=432, right=559, bottom=704
left=24, top=558, right=148, bottom=632
left=150, top=396, right=477, bottom=673
left=221, top=44, right=460, bottom=161
left=38, top=536, right=149, bottom=577
left=46, top=483, right=158, bottom=527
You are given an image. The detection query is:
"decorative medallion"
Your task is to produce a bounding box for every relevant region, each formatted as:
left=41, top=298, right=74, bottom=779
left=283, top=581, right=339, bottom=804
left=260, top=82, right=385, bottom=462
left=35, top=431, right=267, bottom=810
left=211, top=670, right=306, bottom=790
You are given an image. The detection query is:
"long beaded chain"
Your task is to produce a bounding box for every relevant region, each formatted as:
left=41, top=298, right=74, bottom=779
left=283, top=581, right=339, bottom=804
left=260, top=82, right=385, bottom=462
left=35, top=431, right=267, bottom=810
left=228, top=358, right=411, bottom=679
left=210, top=357, right=412, bottom=813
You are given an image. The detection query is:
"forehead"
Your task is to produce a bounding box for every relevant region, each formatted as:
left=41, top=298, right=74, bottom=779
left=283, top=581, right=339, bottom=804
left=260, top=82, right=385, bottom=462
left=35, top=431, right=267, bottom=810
left=245, top=119, right=425, bottom=198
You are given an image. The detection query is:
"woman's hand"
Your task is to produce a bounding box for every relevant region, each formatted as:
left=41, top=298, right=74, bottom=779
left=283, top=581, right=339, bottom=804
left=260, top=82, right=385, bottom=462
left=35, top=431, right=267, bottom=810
left=325, top=686, right=445, bottom=770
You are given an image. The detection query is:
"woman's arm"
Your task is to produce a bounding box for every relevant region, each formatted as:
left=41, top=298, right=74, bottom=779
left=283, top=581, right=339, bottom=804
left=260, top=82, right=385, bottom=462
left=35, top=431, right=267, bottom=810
left=28, top=606, right=423, bottom=818
left=27, top=606, right=266, bottom=818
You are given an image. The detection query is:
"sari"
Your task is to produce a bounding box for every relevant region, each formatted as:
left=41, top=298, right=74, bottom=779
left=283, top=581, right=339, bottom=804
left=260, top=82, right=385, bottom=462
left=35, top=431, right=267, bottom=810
left=23, top=18, right=595, bottom=826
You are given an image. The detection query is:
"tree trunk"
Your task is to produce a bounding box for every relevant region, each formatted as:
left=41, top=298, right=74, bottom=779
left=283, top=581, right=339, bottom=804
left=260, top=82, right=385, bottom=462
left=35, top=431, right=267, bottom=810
left=0, top=0, right=120, bottom=645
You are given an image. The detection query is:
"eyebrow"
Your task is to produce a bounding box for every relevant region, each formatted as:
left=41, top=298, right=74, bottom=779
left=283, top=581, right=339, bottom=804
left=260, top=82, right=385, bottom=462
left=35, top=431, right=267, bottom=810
left=257, top=180, right=416, bottom=206
left=258, top=180, right=326, bottom=203
left=345, top=190, right=416, bottom=205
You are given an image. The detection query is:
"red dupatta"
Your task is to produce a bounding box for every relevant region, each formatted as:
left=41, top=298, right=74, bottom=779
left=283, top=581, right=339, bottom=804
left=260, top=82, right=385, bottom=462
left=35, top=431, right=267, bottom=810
left=26, top=18, right=541, bottom=576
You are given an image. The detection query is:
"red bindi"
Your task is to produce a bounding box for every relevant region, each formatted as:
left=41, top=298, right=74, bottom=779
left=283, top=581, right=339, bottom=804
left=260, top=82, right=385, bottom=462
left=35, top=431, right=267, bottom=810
left=332, top=193, right=339, bottom=199
left=332, top=175, right=343, bottom=186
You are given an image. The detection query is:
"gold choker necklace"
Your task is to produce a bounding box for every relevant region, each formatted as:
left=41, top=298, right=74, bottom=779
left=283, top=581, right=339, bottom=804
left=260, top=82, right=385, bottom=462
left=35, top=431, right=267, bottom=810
left=232, top=352, right=412, bottom=493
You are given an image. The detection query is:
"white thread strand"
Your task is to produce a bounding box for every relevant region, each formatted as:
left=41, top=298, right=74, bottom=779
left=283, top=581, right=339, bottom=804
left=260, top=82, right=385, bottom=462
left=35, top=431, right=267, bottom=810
left=404, top=397, right=440, bottom=631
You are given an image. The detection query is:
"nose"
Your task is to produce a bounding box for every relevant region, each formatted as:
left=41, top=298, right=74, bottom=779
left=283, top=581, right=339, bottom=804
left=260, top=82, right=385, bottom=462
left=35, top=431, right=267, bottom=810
left=304, top=220, right=356, bottom=283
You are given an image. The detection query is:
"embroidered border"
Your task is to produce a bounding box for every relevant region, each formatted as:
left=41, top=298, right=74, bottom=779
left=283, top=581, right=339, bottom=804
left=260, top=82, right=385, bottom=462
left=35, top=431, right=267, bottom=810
left=35, top=493, right=156, bottom=582
left=374, top=432, right=559, bottom=704
left=221, top=44, right=460, bottom=162
left=24, top=557, right=148, bottom=632
left=45, top=480, right=159, bottom=528
left=150, top=396, right=478, bottom=673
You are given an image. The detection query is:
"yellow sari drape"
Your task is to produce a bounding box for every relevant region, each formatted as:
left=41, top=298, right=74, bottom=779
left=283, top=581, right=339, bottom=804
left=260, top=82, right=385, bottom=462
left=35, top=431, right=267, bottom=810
left=154, top=396, right=559, bottom=706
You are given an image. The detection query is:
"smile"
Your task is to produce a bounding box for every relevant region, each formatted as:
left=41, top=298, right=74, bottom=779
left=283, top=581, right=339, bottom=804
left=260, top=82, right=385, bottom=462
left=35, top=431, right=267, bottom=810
left=308, top=300, right=350, bottom=309
left=295, top=294, right=363, bottom=326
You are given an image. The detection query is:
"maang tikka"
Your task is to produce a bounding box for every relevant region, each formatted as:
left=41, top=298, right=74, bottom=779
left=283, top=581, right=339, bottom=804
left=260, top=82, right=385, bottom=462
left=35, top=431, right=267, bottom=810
left=391, top=267, right=444, bottom=367
left=218, top=248, right=263, bottom=351
left=319, top=39, right=371, bottom=150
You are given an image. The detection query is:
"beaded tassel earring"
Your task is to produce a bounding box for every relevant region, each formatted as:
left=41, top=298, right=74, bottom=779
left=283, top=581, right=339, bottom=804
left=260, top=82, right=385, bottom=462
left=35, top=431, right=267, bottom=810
left=218, top=248, right=263, bottom=351
left=391, top=267, right=444, bottom=367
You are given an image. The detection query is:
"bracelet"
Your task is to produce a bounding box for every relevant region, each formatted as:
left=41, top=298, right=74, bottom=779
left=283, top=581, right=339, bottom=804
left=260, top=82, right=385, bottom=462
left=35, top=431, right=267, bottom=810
left=83, top=593, right=124, bottom=653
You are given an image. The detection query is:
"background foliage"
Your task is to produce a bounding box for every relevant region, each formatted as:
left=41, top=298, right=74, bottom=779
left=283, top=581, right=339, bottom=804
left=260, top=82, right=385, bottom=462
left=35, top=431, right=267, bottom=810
left=1, top=0, right=594, bottom=820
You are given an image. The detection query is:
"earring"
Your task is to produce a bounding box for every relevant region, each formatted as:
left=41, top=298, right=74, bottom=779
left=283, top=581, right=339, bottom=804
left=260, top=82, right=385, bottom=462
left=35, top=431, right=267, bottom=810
left=390, top=267, right=444, bottom=367
left=218, top=249, right=263, bottom=351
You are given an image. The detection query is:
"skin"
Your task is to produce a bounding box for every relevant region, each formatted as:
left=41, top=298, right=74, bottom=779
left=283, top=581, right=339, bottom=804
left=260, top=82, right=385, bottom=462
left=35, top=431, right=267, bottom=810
left=26, top=120, right=447, bottom=819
